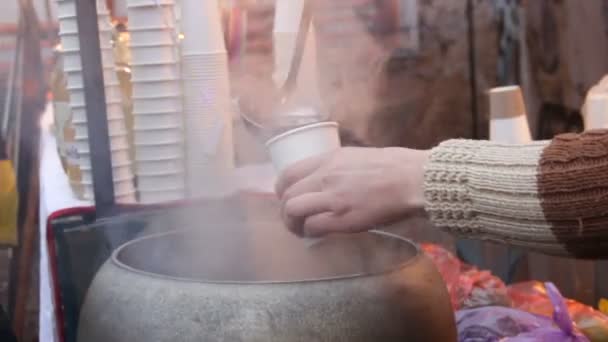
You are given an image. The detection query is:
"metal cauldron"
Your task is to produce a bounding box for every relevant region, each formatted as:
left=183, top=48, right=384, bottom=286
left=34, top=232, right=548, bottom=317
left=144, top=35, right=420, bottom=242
left=78, top=219, right=456, bottom=341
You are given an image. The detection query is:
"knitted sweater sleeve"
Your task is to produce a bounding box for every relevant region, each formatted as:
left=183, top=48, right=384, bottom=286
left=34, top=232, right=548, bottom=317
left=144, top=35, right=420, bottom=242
left=424, top=130, right=608, bottom=258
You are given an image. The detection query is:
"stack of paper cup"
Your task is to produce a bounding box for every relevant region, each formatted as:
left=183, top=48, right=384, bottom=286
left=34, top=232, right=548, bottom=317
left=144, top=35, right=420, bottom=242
left=128, top=0, right=186, bottom=204
left=488, top=85, right=532, bottom=144
left=180, top=0, right=235, bottom=198
left=273, top=0, right=305, bottom=85
left=584, top=93, right=608, bottom=129
left=56, top=0, right=136, bottom=203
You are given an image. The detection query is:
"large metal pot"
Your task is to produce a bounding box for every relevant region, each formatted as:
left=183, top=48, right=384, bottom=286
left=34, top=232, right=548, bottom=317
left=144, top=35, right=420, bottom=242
left=78, top=221, right=456, bottom=341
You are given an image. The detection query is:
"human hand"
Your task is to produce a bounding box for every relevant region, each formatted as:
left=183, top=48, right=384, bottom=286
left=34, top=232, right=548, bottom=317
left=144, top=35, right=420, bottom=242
left=276, top=147, right=429, bottom=237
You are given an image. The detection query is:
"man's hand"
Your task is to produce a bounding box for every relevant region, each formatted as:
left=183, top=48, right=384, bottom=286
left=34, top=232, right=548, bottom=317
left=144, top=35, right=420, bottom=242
left=276, top=147, right=429, bottom=237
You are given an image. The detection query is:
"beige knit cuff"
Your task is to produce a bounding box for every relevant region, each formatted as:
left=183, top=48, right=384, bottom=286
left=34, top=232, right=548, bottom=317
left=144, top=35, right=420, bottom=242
left=424, top=139, right=550, bottom=240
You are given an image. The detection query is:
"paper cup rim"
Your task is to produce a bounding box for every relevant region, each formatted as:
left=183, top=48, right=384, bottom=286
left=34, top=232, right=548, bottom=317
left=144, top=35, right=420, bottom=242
left=135, top=141, right=183, bottom=147
left=133, top=125, right=182, bottom=131
left=181, top=50, right=227, bottom=57
left=138, top=188, right=185, bottom=194
left=265, top=122, right=338, bottom=147
left=80, top=161, right=132, bottom=170
left=132, top=94, right=182, bottom=100
left=132, top=109, right=182, bottom=115
left=129, top=42, right=177, bottom=48
left=135, top=156, right=184, bottom=162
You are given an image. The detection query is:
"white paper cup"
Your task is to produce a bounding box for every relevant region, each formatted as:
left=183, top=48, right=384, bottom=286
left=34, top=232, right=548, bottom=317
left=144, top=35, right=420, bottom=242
left=130, top=44, right=179, bottom=65
left=136, top=157, right=184, bottom=174
left=181, top=52, right=228, bottom=64
left=59, top=31, right=112, bottom=51
left=62, top=48, right=114, bottom=72
left=127, top=0, right=175, bottom=7
left=77, top=149, right=132, bottom=168
left=132, top=111, right=182, bottom=128
left=180, top=0, right=225, bottom=54
left=585, top=93, right=608, bottom=129
left=138, top=188, right=185, bottom=204
left=129, top=28, right=176, bottom=46
left=181, top=79, right=230, bottom=98
left=131, top=80, right=181, bottom=98
left=59, top=15, right=113, bottom=34
left=71, top=102, right=124, bottom=122
left=134, top=127, right=183, bottom=144
left=80, top=164, right=134, bottom=183
left=127, top=5, right=176, bottom=29
left=73, top=134, right=130, bottom=152
left=131, top=63, right=179, bottom=81
left=132, top=96, right=182, bottom=112
left=266, top=122, right=340, bottom=173
left=56, top=0, right=110, bottom=18
left=116, top=191, right=137, bottom=204
left=66, top=85, right=122, bottom=107
left=274, top=0, right=305, bottom=34
left=135, top=143, right=183, bottom=160
left=65, top=68, right=119, bottom=89
left=79, top=180, right=135, bottom=199
left=137, top=173, right=185, bottom=189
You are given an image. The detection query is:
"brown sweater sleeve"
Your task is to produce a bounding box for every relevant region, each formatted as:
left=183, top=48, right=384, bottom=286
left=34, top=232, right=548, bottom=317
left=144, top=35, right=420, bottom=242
left=424, top=129, right=608, bottom=258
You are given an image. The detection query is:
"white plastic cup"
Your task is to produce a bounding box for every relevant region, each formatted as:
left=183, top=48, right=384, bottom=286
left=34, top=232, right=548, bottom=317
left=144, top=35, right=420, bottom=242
left=135, top=143, right=183, bottom=160
left=79, top=179, right=135, bottom=200
left=137, top=173, right=185, bottom=190
left=131, top=80, right=181, bottom=98
left=138, top=188, right=185, bottom=204
left=73, top=134, right=130, bottom=152
left=116, top=191, right=138, bottom=204
left=65, top=68, right=119, bottom=89
left=56, top=0, right=110, bottom=18
left=73, top=121, right=127, bottom=140
left=130, top=45, right=179, bottom=64
left=266, top=121, right=341, bottom=173
left=488, top=85, right=532, bottom=144
left=77, top=149, right=132, bottom=168
left=585, top=93, right=608, bottom=130
left=274, top=0, right=305, bottom=34
left=71, top=102, right=124, bottom=122
left=131, top=63, right=179, bottom=81
left=134, top=127, right=183, bottom=145
left=127, top=0, right=175, bottom=7
left=80, top=164, right=134, bottom=183
left=136, top=157, right=184, bottom=174
left=59, top=15, right=113, bottom=34
left=67, top=85, right=122, bottom=107
left=132, top=96, right=182, bottom=112
left=179, top=0, right=226, bottom=54
left=127, top=5, right=176, bottom=29
left=129, top=28, right=176, bottom=46
left=59, top=31, right=112, bottom=51
left=62, top=48, right=114, bottom=72
left=132, top=112, right=183, bottom=128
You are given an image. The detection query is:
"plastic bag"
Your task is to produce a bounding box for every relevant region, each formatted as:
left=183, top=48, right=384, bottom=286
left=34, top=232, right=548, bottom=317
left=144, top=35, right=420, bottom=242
left=422, top=243, right=510, bottom=309
left=457, top=283, right=589, bottom=342
left=509, top=282, right=608, bottom=341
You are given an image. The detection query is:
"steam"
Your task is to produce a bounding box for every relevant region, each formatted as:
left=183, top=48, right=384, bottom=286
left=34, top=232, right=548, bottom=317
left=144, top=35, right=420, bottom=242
left=123, top=1, right=401, bottom=283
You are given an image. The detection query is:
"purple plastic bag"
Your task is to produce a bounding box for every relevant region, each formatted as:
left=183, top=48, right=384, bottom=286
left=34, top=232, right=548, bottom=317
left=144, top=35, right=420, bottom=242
left=456, top=282, right=589, bottom=342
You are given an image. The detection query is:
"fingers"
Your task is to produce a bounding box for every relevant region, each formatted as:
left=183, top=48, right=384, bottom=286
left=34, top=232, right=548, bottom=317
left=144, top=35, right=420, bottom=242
left=282, top=192, right=332, bottom=236
left=301, top=212, right=343, bottom=237
left=275, top=155, right=325, bottom=197
left=283, top=191, right=353, bottom=237
left=282, top=173, right=322, bottom=202
left=284, top=192, right=334, bottom=221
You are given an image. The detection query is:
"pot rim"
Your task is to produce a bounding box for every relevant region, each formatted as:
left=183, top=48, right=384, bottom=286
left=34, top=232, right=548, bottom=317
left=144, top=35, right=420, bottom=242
left=110, top=229, right=423, bottom=285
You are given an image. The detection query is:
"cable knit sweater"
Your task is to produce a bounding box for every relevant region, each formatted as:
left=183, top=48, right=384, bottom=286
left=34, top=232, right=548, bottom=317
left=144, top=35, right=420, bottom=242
left=424, top=129, right=608, bottom=258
